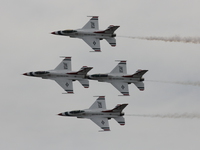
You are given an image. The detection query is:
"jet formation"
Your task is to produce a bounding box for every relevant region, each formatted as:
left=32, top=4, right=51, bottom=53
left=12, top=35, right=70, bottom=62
left=51, top=16, right=119, bottom=52
left=58, top=96, right=128, bottom=131
left=24, top=16, right=149, bottom=131
left=23, top=57, right=148, bottom=95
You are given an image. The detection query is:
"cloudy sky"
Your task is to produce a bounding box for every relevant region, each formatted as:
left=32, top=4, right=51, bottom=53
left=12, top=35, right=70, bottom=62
left=1, top=0, right=200, bottom=149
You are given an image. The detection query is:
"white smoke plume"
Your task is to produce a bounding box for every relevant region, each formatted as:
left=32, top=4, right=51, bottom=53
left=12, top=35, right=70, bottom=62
left=118, top=35, right=200, bottom=44
left=126, top=113, right=200, bottom=119
left=147, top=80, right=200, bottom=87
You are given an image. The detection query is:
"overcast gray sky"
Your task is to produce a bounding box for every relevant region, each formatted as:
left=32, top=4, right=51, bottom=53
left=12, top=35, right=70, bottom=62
left=1, top=0, right=200, bottom=149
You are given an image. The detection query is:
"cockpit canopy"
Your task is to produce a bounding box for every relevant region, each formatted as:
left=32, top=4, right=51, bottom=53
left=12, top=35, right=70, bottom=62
left=91, top=74, right=108, bottom=78
left=69, top=110, right=84, bottom=114
left=62, top=30, right=77, bottom=34
left=35, top=71, right=49, bottom=75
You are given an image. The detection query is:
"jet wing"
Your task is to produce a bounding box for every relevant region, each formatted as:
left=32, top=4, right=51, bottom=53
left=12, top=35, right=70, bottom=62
left=82, top=37, right=101, bottom=52
left=110, top=61, right=127, bottom=74
left=54, top=57, right=71, bottom=71
left=110, top=81, right=129, bottom=96
left=89, top=96, right=106, bottom=109
left=105, top=38, right=116, bottom=47
left=90, top=118, right=110, bottom=131
left=54, top=78, right=73, bottom=93
left=82, top=16, right=99, bottom=30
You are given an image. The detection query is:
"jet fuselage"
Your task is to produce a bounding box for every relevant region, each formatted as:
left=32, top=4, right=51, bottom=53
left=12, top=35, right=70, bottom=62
left=58, top=109, right=124, bottom=119
left=23, top=70, right=86, bottom=80
left=87, top=73, right=144, bottom=83
left=52, top=29, right=116, bottom=39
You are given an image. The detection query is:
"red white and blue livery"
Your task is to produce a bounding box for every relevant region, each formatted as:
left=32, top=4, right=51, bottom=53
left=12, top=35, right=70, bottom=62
left=51, top=16, right=120, bottom=52
left=23, top=57, right=93, bottom=94
left=87, top=61, right=148, bottom=96
left=58, top=96, right=128, bottom=131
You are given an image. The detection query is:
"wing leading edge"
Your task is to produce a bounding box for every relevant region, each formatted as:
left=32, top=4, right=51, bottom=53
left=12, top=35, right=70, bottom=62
left=82, top=37, right=101, bottom=52
left=55, top=57, right=72, bottom=71
left=82, top=16, right=99, bottom=30
left=54, top=78, right=74, bottom=94
left=90, top=118, right=110, bottom=131
left=110, top=81, right=129, bottom=96
left=89, top=96, right=106, bottom=109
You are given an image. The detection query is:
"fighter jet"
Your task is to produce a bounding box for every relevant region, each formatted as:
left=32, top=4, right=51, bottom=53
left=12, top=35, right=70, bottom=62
left=87, top=61, right=148, bottom=96
left=23, top=57, right=93, bottom=94
left=51, top=16, right=120, bottom=52
left=58, top=96, right=128, bottom=131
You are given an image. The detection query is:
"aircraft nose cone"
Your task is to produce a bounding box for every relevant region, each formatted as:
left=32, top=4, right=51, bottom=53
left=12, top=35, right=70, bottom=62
left=23, top=73, right=28, bottom=76
left=51, top=32, right=56, bottom=34
left=58, top=113, right=63, bottom=116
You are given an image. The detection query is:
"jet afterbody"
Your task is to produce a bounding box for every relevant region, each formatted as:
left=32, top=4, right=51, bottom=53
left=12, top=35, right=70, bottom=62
left=88, top=61, right=148, bottom=96
left=51, top=16, right=120, bottom=52
left=58, top=96, right=128, bottom=131
left=23, top=57, right=93, bottom=94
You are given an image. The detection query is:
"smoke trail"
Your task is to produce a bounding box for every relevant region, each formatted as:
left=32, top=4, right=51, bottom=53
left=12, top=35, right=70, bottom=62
left=146, top=80, right=200, bottom=87
left=118, top=35, right=200, bottom=44
left=126, top=113, right=200, bottom=119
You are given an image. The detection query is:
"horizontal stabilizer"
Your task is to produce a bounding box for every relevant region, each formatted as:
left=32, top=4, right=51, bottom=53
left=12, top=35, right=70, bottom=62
left=133, top=82, right=145, bottom=91
left=114, top=116, right=125, bottom=125
left=78, top=79, right=89, bottom=88
left=105, top=38, right=116, bottom=47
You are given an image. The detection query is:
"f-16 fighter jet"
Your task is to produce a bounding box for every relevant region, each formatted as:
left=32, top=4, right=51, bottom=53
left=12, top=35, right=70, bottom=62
left=51, top=16, right=120, bottom=52
left=88, top=61, right=148, bottom=96
left=58, top=96, right=128, bottom=131
left=23, top=57, right=93, bottom=94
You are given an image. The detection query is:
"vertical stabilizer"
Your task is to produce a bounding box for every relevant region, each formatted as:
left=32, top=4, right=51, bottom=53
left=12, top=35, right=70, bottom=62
left=104, top=25, right=120, bottom=34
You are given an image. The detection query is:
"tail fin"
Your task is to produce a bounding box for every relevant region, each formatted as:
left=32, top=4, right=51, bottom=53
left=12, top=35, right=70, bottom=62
left=132, top=69, right=148, bottom=78
left=104, top=25, right=120, bottom=34
left=123, top=69, right=148, bottom=78
left=103, top=104, right=128, bottom=113
left=67, top=66, right=93, bottom=75
left=112, top=104, right=128, bottom=112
